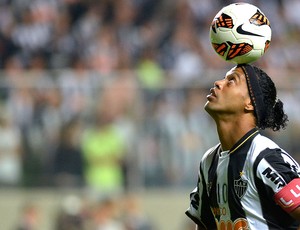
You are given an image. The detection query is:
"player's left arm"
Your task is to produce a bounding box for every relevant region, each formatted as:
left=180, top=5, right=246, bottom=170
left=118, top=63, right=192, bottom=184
left=290, top=206, right=300, bottom=220
left=274, top=178, right=300, bottom=220
left=256, top=148, right=300, bottom=220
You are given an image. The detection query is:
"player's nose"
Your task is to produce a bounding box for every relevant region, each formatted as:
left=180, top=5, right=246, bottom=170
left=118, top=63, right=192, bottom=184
left=214, top=79, right=223, bottom=90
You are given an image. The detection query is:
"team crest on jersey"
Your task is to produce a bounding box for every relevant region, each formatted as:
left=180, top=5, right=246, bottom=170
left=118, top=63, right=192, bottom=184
left=234, top=177, right=248, bottom=199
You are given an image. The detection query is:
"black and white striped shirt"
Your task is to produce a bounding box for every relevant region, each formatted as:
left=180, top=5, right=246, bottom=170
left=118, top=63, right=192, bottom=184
left=186, top=128, right=300, bottom=229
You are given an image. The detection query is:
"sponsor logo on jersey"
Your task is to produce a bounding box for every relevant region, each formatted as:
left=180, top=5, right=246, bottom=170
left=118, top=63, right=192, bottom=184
left=217, top=218, right=249, bottom=230
left=262, top=167, right=285, bottom=189
left=234, top=177, right=248, bottom=199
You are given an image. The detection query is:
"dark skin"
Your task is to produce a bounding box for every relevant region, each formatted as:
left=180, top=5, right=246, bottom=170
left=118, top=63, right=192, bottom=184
left=194, top=66, right=300, bottom=229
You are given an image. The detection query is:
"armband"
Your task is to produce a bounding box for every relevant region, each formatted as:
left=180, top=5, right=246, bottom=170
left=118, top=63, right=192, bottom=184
left=274, top=178, right=300, bottom=213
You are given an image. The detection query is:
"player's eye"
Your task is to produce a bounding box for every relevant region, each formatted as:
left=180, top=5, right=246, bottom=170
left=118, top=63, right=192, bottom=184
left=227, top=76, right=236, bottom=83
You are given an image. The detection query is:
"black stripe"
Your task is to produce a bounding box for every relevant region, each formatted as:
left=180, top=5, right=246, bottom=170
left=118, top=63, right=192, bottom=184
left=199, top=166, right=217, bottom=229
left=208, top=146, right=220, bottom=220
left=227, top=135, right=252, bottom=220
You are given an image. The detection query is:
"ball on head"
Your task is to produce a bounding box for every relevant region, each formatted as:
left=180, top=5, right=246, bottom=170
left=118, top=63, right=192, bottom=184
left=210, top=3, right=271, bottom=64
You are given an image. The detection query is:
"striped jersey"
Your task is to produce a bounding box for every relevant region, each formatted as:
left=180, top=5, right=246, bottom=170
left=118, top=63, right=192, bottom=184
left=186, top=128, right=300, bottom=229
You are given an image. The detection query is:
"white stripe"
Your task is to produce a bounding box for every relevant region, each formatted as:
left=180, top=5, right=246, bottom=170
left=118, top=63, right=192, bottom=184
left=216, top=153, right=231, bottom=221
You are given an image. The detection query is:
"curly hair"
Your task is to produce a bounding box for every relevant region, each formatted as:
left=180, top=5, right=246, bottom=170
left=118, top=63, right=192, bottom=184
left=252, top=66, right=288, bottom=131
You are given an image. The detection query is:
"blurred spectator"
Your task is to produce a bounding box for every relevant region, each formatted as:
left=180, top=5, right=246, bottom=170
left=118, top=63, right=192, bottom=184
left=49, top=11, right=76, bottom=69
left=91, top=197, right=125, bottom=230
left=19, top=54, right=60, bottom=185
left=55, top=195, right=87, bottom=230
left=15, top=202, right=40, bottom=230
left=3, top=56, right=34, bottom=131
left=151, top=87, right=217, bottom=186
left=122, top=194, right=153, bottom=230
left=0, top=107, right=23, bottom=186
left=137, top=47, right=165, bottom=113
left=11, top=7, right=52, bottom=66
left=137, top=95, right=168, bottom=186
left=57, top=56, right=96, bottom=122
left=3, top=59, right=39, bottom=186
left=85, top=24, right=119, bottom=74
left=81, top=105, right=127, bottom=198
left=167, top=24, right=205, bottom=86
left=282, top=0, right=300, bottom=29
left=53, top=118, right=84, bottom=187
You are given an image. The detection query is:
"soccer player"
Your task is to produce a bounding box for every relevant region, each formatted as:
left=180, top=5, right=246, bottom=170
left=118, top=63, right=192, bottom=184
left=185, top=64, right=300, bottom=229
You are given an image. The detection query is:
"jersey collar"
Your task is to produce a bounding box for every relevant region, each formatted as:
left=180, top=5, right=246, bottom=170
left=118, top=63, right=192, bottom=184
left=229, top=128, right=259, bottom=154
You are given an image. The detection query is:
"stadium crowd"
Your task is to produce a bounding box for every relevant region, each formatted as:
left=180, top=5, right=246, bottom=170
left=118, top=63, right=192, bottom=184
left=0, top=0, right=299, bottom=194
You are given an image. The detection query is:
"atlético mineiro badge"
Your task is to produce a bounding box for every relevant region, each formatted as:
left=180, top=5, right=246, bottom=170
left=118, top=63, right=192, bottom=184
left=234, top=177, right=248, bottom=199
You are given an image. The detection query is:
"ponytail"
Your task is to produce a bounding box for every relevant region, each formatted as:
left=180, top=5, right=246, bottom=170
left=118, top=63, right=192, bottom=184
left=271, top=99, right=288, bottom=131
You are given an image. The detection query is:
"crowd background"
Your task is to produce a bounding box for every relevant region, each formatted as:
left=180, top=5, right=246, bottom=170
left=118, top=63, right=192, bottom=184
left=0, top=0, right=300, bottom=229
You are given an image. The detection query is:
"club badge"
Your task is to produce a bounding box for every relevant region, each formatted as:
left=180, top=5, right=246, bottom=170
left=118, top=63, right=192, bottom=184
left=234, top=177, right=248, bottom=199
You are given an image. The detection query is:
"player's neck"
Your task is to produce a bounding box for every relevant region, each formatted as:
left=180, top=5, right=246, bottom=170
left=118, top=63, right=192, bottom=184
left=216, top=119, right=255, bottom=151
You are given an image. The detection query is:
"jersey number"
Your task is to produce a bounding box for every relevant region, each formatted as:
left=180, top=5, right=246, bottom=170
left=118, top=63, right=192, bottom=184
left=217, top=183, right=228, bottom=204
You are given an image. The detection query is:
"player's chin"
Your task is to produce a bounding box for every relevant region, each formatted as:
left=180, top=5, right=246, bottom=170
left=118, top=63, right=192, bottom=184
left=204, top=101, right=214, bottom=112
left=204, top=100, right=221, bottom=112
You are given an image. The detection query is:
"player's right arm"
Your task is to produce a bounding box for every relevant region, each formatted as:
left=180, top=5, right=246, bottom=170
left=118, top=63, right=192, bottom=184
left=186, top=145, right=219, bottom=230
left=185, top=166, right=217, bottom=229
left=196, top=225, right=210, bottom=230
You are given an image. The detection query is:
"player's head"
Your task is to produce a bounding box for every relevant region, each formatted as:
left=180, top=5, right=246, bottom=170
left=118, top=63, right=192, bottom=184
left=238, top=64, right=288, bottom=131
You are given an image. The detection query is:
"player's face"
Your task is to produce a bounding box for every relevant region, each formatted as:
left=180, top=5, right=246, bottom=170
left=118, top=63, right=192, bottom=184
left=205, top=66, right=252, bottom=118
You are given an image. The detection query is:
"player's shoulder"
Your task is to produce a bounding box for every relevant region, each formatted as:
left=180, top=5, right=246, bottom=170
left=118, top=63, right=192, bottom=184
left=250, top=133, right=296, bottom=166
left=250, top=133, right=280, bottom=155
left=203, top=144, right=219, bottom=157
left=253, top=133, right=279, bottom=148
left=201, top=144, right=220, bottom=166
left=241, top=133, right=283, bottom=167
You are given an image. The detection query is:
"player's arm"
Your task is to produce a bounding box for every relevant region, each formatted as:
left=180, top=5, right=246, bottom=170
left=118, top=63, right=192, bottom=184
left=290, top=207, right=300, bottom=220
left=186, top=167, right=217, bottom=230
left=195, top=224, right=216, bottom=230
left=274, top=178, right=300, bottom=220
left=255, top=148, right=300, bottom=221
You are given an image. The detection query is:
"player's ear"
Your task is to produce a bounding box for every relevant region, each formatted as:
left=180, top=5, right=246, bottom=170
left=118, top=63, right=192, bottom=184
left=245, top=98, right=254, bottom=112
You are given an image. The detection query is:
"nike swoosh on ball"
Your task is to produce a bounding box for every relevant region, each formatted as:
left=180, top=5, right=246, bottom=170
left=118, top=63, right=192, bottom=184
left=236, top=24, right=263, bottom=37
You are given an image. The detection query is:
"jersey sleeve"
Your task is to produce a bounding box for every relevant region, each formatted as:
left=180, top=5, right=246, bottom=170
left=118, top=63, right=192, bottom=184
left=255, top=148, right=300, bottom=196
left=185, top=164, right=216, bottom=229
left=274, top=178, right=300, bottom=213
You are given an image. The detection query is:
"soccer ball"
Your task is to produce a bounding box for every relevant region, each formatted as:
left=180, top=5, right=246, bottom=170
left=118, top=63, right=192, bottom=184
left=210, top=3, right=271, bottom=64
